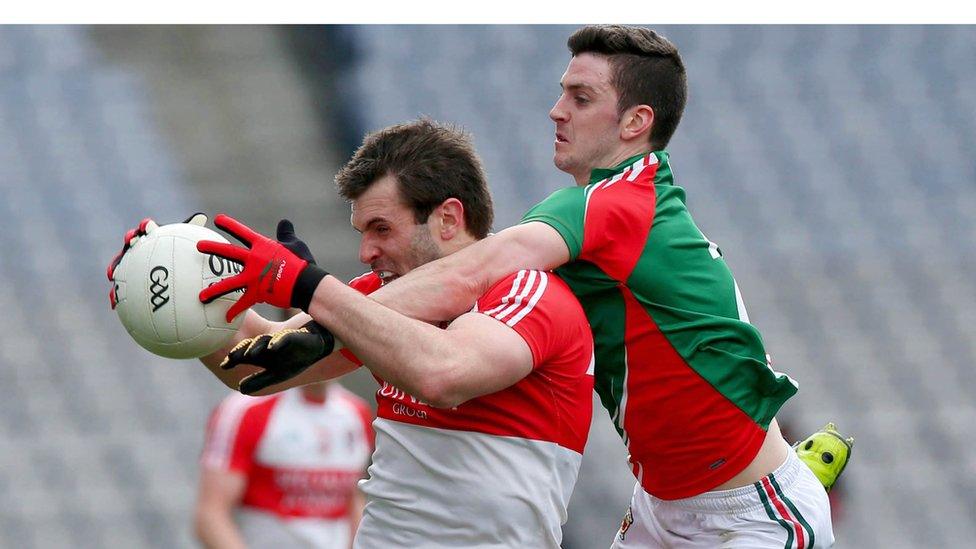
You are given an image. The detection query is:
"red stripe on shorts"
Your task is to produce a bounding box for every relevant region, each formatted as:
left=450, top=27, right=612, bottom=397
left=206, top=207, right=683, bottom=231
left=761, top=476, right=805, bottom=548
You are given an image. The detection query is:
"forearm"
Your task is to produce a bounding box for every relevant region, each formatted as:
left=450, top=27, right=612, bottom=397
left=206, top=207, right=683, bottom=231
left=347, top=488, right=365, bottom=549
left=368, top=243, right=491, bottom=323
left=370, top=223, right=566, bottom=323
left=307, top=277, right=467, bottom=406
left=194, top=507, right=247, bottom=549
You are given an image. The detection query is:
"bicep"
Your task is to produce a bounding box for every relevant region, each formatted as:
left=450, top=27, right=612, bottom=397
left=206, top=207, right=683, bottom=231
left=487, top=221, right=571, bottom=276
left=443, top=312, right=535, bottom=402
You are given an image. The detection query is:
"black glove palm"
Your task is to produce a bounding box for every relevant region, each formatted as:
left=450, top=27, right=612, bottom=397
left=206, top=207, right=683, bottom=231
left=222, top=320, right=335, bottom=395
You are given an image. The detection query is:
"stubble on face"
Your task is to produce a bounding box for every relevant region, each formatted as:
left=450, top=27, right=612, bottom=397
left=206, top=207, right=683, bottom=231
left=406, top=223, right=443, bottom=272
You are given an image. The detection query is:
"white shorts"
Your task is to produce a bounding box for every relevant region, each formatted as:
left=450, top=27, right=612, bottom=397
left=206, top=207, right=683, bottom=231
left=611, top=450, right=834, bottom=548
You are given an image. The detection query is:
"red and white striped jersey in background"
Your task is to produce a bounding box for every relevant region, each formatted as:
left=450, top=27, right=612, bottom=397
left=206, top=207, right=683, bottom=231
left=202, top=385, right=373, bottom=549
left=347, top=270, right=595, bottom=548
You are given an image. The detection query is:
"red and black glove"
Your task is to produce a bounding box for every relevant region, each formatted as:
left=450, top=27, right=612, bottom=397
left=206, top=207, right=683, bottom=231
left=198, top=214, right=329, bottom=322
left=106, top=213, right=207, bottom=309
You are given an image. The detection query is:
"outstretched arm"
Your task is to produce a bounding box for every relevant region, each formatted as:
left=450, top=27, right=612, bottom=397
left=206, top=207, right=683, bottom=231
left=194, top=215, right=568, bottom=399
left=308, top=277, right=534, bottom=408
left=366, top=221, right=570, bottom=323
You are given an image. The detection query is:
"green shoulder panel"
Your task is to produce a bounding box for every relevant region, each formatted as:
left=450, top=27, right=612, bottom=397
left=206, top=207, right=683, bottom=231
left=521, top=186, right=587, bottom=261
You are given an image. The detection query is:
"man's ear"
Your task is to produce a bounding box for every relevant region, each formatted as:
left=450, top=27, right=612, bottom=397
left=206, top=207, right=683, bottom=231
left=434, top=198, right=465, bottom=240
left=620, top=104, right=654, bottom=143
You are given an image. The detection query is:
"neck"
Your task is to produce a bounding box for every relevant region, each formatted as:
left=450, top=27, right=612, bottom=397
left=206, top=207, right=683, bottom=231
left=300, top=383, right=329, bottom=402
left=577, top=144, right=654, bottom=186
left=441, top=233, right=479, bottom=256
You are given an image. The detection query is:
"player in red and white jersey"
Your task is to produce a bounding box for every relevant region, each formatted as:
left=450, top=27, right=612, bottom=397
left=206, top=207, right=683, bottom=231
left=342, top=267, right=592, bottom=547
left=195, top=381, right=373, bottom=549
left=184, top=120, right=594, bottom=547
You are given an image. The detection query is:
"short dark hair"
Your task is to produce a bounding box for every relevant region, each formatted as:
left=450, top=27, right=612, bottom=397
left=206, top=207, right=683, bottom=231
left=568, top=25, right=687, bottom=150
left=335, top=119, right=494, bottom=239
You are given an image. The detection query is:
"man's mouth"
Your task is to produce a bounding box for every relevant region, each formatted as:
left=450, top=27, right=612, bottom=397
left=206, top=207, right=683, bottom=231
left=555, top=132, right=569, bottom=143
left=375, top=270, right=399, bottom=284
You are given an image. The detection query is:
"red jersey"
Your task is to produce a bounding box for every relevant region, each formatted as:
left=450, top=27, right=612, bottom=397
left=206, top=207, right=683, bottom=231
left=347, top=270, right=594, bottom=548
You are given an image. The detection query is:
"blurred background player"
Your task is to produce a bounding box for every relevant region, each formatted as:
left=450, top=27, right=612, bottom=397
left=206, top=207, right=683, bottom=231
left=195, top=375, right=372, bottom=549
left=188, top=119, right=596, bottom=547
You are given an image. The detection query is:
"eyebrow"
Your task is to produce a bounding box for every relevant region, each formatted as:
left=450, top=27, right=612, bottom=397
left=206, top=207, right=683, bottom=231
left=353, top=216, right=389, bottom=234
left=560, top=81, right=599, bottom=94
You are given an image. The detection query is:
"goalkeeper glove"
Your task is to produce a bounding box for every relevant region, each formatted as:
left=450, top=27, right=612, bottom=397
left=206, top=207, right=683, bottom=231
left=221, top=321, right=335, bottom=395
left=198, top=214, right=329, bottom=321
left=794, top=422, right=854, bottom=491
left=107, top=213, right=207, bottom=309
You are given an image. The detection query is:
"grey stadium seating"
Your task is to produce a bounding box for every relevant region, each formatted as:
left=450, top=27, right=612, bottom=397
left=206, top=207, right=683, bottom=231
left=1, top=24, right=975, bottom=549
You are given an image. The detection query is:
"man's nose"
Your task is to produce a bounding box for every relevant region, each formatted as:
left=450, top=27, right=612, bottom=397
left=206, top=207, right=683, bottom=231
left=550, top=96, right=569, bottom=122
left=359, top=239, right=380, bottom=266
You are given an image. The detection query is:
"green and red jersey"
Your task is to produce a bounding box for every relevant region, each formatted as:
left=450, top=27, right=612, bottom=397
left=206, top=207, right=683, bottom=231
left=522, top=151, right=798, bottom=499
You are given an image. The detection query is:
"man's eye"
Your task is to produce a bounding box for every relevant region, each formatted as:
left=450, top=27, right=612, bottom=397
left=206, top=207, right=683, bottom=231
left=376, top=226, right=391, bottom=235
left=575, top=96, right=589, bottom=105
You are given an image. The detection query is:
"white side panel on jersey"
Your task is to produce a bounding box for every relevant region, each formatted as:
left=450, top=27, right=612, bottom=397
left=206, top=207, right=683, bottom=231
left=355, top=419, right=581, bottom=549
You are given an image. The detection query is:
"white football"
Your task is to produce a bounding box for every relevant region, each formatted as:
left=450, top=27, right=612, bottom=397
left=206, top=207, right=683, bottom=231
left=112, top=222, right=244, bottom=359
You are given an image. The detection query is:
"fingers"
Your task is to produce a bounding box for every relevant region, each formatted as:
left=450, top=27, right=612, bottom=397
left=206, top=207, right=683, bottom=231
left=123, top=228, right=138, bottom=246
left=267, top=327, right=302, bottom=349
left=199, top=275, right=247, bottom=304
left=138, top=218, right=158, bottom=235
left=108, top=217, right=157, bottom=281
left=197, top=240, right=249, bottom=263
left=239, top=370, right=282, bottom=396
left=107, top=250, right=124, bottom=280
left=276, top=219, right=296, bottom=241
left=183, top=212, right=208, bottom=226
left=220, top=337, right=254, bottom=370
left=224, top=292, right=255, bottom=323
left=220, top=334, right=270, bottom=370
left=213, top=213, right=262, bottom=247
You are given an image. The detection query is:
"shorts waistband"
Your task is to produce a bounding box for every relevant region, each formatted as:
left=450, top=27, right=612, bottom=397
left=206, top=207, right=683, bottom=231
left=657, top=450, right=803, bottom=515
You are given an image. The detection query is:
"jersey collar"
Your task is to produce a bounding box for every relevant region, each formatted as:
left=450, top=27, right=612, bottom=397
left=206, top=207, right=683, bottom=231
left=588, top=150, right=672, bottom=186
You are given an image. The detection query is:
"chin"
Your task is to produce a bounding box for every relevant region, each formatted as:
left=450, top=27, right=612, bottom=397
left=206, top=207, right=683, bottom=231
left=553, top=154, right=573, bottom=173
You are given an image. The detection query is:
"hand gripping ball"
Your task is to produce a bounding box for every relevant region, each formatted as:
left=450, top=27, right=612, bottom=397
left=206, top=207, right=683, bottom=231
left=113, top=221, right=245, bottom=359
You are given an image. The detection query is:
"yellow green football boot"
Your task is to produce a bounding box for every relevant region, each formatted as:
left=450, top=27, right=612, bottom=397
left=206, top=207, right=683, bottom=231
left=794, top=422, right=854, bottom=491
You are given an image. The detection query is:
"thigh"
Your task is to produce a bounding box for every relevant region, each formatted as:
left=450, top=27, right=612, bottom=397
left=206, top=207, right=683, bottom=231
left=610, top=483, right=666, bottom=549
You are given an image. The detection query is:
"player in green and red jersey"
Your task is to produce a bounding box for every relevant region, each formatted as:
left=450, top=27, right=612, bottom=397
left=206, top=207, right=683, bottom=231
left=184, top=25, right=838, bottom=547
left=337, top=25, right=834, bottom=547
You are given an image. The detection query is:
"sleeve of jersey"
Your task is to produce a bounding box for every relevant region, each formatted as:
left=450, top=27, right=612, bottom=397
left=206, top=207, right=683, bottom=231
left=476, top=270, right=572, bottom=369
left=338, top=272, right=383, bottom=366
left=353, top=399, right=376, bottom=452
left=200, top=397, right=264, bottom=473
left=520, top=186, right=587, bottom=261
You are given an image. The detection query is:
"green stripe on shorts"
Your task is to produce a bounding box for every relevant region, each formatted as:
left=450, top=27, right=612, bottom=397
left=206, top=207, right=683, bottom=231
left=755, top=481, right=794, bottom=549
left=770, top=472, right=814, bottom=548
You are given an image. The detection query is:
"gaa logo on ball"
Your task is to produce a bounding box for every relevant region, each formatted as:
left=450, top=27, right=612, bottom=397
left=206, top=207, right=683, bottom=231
left=113, top=222, right=244, bottom=359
